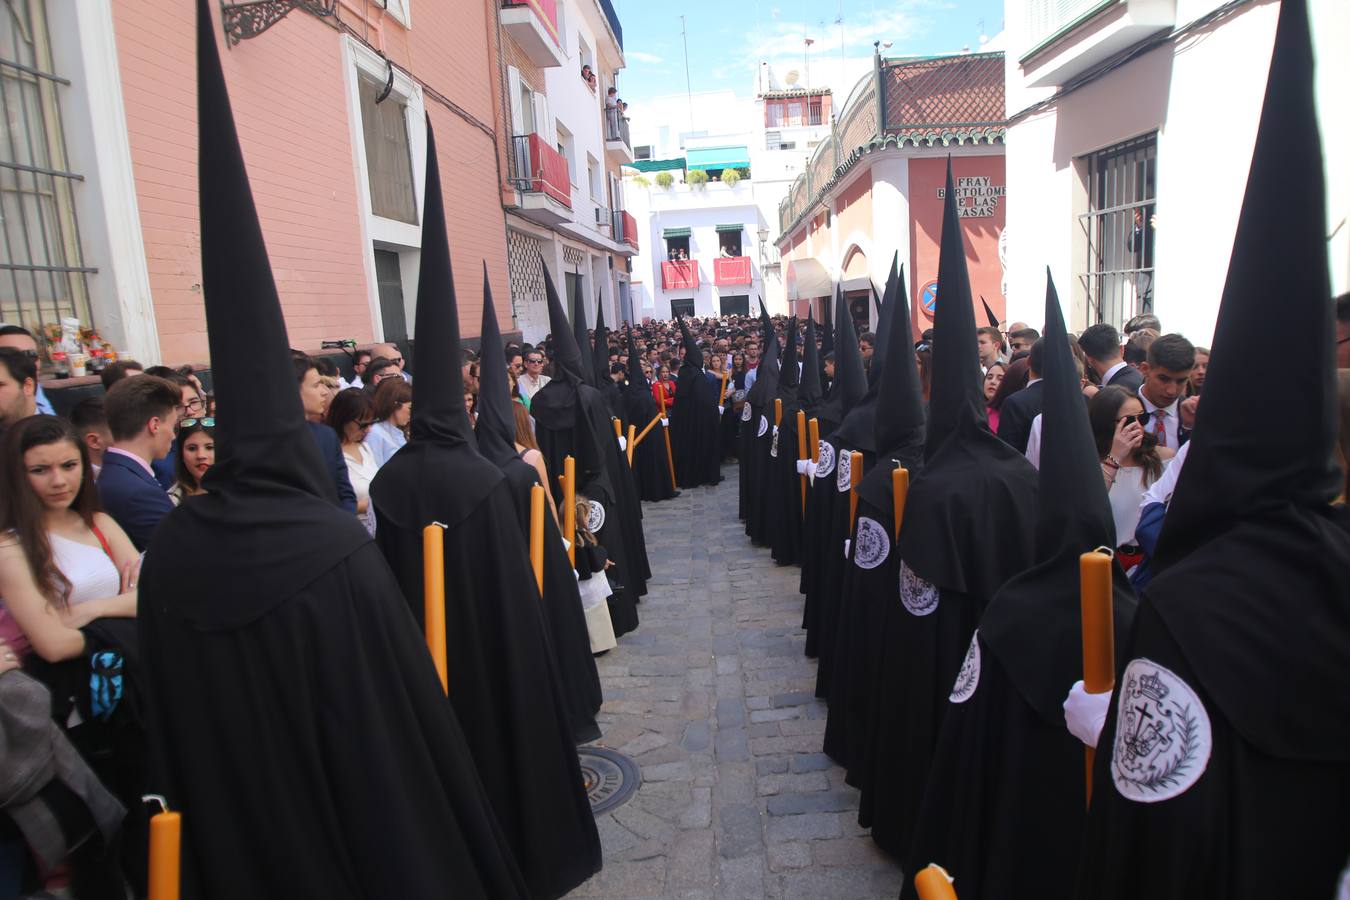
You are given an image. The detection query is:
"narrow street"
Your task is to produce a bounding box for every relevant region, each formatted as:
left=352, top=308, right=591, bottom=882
left=569, top=465, right=905, bottom=899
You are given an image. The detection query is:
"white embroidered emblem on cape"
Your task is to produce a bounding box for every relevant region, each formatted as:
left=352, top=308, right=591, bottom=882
left=1111, top=658, right=1212, bottom=803
left=758, top=415, right=768, bottom=437
left=899, top=561, right=938, bottom=616
left=586, top=500, right=606, bottom=534
left=741, top=402, right=752, bottom=422
left=836, top=449, right=852, bottom=492
left=852, top=517, right=889, bottom=570
left=815, top=441, right=836, bottom=477
left=949, top=632, right=981, bottom=703
left=770, top=426, right=779, bottom=457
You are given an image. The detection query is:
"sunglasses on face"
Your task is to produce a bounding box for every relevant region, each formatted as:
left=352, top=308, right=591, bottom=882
left=179, top=417, right=216, bottom=429
left=355, top=419, right=374, bottom=429
left=389, top=357, right=404, bottom=365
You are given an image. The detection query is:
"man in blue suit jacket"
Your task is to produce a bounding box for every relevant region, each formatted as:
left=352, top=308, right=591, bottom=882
left=99, top=375, right=181, bottom=551
left=295, top=353, right=357, bottom=514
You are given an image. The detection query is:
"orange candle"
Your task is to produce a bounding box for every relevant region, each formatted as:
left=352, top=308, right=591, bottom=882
left=627, top=424, right=636, bottom=465
left=657, top=390, right=677, bottom=487
left=1080, top=549, right=1114, bottom=805
left=563, top=456, right=576, bottom=567
left=422, top=523, right=448, bottom=693
left=773, top=397, right=782, bottom=427
left=612, top=418, right=622, bottom=442
left=718, top=367, right=729, bottom=406
left=914, top=863, right=957, bottom=900
left=529, top=484, right=545, bottom=594
left=148, top=809, right=181, bottom=900
left=809, top=417, right=820, bottom=463
left=848, top=451, right=863, bottom=530
left=892, top=466, right=909, bottom=541
left=796, top=409, right=808, bottom=517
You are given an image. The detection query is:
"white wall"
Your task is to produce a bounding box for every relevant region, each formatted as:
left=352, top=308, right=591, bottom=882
left=1004, top=0, right=1350, bottom=342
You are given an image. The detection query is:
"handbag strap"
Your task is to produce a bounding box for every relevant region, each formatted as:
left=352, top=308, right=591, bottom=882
left=90, top=522, right=115, bottom=561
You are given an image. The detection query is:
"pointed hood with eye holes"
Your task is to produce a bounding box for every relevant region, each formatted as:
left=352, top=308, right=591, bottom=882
left=981, top=296, right=1001, bottom=330
left=543, top=265, right=584, bottom=386
left=895, top=157, right=1038, bottom=602
left=369, top=123, right=503, bottom=533
left=591, top=295, right=610, bottom=384
left=815, top=286, right=866, bottom=430
left=625, top=325, right=648, bottom=391
left=746, top=301, right=780, bottom=409
left=775, top=315, right=800, bottom=404
left=1136, top=0, right=1350, bottom=762
left=978, top=271, right=1136, bottom=725
left=830, top=256, right=897, bottom=453
left=856, top=265, right=926, bottom=510
left=799, top=313, right=823, bottom=415
left=572, top=292, right=596, bottom=388
left=148, top=0, right=369, bottom=630
left=473, top=265, right=520, bottom=469
left=676, top=314, right=703, bottom=371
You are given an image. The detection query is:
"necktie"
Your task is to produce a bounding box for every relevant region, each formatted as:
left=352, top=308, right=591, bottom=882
left=1153, top=409, right=1167, bottom=447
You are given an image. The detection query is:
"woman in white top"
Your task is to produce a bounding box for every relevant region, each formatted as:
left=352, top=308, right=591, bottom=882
left=365, top=377, right=411, bottom=467
left=327, top=388, right=380, bottom=535
left=1089, top=386, right=1175, bottom=548
left=0, top=416, right=139, bottom=663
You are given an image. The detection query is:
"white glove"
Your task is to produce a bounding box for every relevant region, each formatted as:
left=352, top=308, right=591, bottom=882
left=843, top=539, right=851, bottom=558
left=618, top=436, right=627, bottom=450
left=795, top=459, right=811, bottom=476
left=1063, top=680, right=1111, bottom=748
left=661, top=418, right=669, bottom=427
left=717, top=406, right=725, bottom=416
left=772, top=425, right=779, bottom=439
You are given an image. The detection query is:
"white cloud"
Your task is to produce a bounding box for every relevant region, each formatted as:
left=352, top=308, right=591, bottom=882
left=626, top=50, right=665, bottom=64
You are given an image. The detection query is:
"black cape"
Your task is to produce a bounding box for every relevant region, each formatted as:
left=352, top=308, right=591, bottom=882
left=138, top=13, right=527, bottom=896
left=766, top=318, right=804, bottom=566
left=622, top=330, right=677, bottom=502
left=670, top=318, right=723, bottom=487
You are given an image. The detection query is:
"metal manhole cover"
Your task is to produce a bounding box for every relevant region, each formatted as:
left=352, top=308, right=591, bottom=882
left=578, top=746, right=641, bottom=815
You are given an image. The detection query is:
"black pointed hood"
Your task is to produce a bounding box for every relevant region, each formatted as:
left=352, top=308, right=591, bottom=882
left=799, top=314, right=823, bottom=414
left=157, top=0, right=369, bottom=630
left=867, top=253, right=900, bottom=387
left=370, top=123, right=502, bottom=532
left=924, top=158, right=991, bottom=463
left=830, top=265, right=892, bottom=452
left=979, top=270, right=1135, bottom=725
left=1139, top=0, right=1350, bottom=763
left=626, top=325, right=648, bottom=391
left=474, top=265, right=519, bottom=468
left=573, top=291, right=596, bottom=388
left=778, top=316, right=799, bottom=389
left=591, top=295, right=610, bottom=384
left=896, top=157, right=1038, bottom=601
left=746, top=302, right=780, bottom=408
left=676, top=315, right=702, bottom=371
left=980, top=296, right=1001, bottom=329
left=543, top=266, right=583, bottom=384
left=817, top=286, right=866, bottom=428
left=820, top=293, right=834, bottom=358
left=1155, top=0, right=1341, bottom=569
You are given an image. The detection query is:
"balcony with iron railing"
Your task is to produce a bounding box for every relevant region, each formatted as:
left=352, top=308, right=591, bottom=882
left=661, top=260, right=698, bottom=291
left=713, top=256, right=753, bottom=287
left=511, top=133, right=571, bottom=224
left=604, top=107, right=633, bottom=165
left=500, top=0, right=566, bottom=68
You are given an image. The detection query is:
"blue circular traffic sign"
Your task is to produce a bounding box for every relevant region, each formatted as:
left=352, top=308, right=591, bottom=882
left=919, top=279, right=938, bottom=319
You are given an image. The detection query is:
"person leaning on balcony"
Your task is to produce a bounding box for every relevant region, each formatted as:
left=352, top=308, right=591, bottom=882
left=605, top=87, right=618, bottom=109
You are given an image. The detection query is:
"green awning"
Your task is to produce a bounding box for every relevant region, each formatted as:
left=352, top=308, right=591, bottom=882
left=686, top=146, right=750, bottom=171
left=715, top=224, right=743, bottom=233
left=662, top=227, right=691, bottom=238
left=628, top=157, right=685, bottom=172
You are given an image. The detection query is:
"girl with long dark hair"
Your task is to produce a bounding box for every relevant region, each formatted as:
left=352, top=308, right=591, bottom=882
left=169, top=417, right=216, bottom=503
left=1088, top=385, right=1175, bottom=557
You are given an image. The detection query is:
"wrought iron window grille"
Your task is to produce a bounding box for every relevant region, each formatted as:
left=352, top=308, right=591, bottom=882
left=219, top=0, right=337, bottom=46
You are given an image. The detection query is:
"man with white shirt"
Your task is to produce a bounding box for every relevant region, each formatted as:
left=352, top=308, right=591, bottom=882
left=1136, top=333, right=1195, bottom=449
left=1078, top=322, right=1143, bottom=393
left=518, top=348, right=551, bottom=401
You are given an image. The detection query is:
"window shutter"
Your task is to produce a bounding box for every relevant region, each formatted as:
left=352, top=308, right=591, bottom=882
left=533, top=92, right=554, bottom=144
left=507, top=67, right=525, bottom=136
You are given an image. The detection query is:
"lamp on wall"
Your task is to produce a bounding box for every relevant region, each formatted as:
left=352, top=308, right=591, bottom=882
left=220, top=0, right=337, bottom=46
left=757, top=226, right=770, bottom=265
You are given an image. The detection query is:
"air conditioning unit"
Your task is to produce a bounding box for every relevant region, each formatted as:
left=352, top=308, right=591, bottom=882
left=595, top=207, right=611, bottom=226
left=765, top=130, right=781, bottom=149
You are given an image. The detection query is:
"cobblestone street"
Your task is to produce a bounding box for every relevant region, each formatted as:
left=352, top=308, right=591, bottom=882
left=569, top=465, right=904, bottom=899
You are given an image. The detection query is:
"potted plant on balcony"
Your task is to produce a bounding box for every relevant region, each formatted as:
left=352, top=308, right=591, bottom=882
left=655, top=172, right=674, bottom=190
left=687, top=169, right=709, bottom=190
left=721, top=168, right=741, bottom=187
left=632, top=174, right=651, bottom=189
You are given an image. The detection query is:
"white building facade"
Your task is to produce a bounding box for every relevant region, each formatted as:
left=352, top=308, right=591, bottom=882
left=1003, top=0, right=1350, bottom=344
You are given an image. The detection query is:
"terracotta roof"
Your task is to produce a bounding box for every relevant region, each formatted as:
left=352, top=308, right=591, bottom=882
left=759, top=87, right=832, bottom=99
left=883, top=52, right=1005, bottom=137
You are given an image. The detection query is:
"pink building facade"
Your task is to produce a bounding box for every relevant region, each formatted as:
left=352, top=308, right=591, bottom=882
left=8, top=0, right=524, bottom=378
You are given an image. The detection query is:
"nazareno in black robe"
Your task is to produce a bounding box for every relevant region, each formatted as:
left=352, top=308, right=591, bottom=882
left=1076, top=4, right=1350, bottom=894
left=476, top=271, right=602, bottom=744
left=901, top=273, right=1136, bottom=900
left=622, top=327, right=677, bottom=502
left=741, top=313, right=780, bottom=543
left=370, top=137, right=600, bottom=899
left=766, top=318, right=805, bottom=566
left=856, top=166, right=1038, bottom=858
left=670, top=316, right=724, bottom=488
left=137, top=18, right=528, bottom=896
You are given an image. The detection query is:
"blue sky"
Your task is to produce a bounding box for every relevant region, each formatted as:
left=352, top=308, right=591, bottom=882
left=611, top=0, right=1007, bottom=107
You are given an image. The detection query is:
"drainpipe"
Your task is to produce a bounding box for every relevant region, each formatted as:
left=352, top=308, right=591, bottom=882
left=872, top=43, right=884, bottom=144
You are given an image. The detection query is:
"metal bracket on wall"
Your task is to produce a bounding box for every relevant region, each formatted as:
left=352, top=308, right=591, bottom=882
left=219, top=0, right=337, bottom=46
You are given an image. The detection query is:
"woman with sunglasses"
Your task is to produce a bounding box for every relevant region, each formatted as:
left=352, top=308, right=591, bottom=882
left=1088, top=385, right=1176, bottom=567
left=169, top=416, right=216, bottom=504
left=326, top=388, right=378, bottom=535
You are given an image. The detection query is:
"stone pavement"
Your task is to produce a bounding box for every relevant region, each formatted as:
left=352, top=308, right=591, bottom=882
left=568, top=464, right=904, bottom=899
